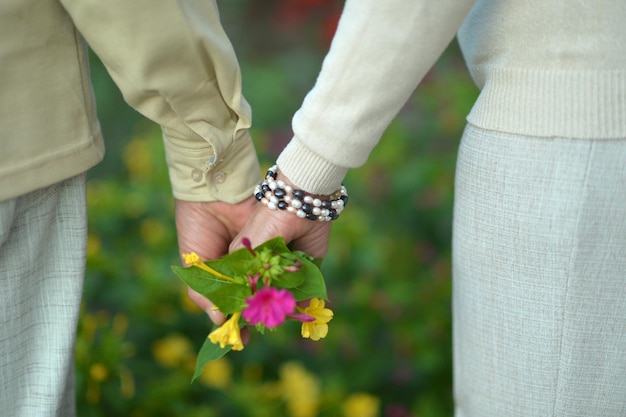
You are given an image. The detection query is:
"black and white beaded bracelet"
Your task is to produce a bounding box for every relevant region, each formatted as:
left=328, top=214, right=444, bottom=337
left=254, top=165, right=348, bottom=222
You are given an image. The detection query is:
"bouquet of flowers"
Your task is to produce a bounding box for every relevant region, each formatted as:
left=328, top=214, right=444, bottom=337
left=172, top=237, right=333, bottom=381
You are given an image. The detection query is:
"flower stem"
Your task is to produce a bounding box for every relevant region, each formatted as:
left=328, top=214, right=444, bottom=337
left=195, top=263, right=236, bottom=283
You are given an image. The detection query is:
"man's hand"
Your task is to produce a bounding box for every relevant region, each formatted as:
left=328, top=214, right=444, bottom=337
left=175, top=197, right=257, bottom=324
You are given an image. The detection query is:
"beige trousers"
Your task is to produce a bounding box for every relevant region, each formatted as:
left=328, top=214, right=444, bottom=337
left=0, top=174, right=86, bottom=417
left=453, top=125, right=626, bottom=416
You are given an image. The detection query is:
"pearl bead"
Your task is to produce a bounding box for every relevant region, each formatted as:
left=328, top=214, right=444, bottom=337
left=291, top=199, right=302, bottom=209
left=296, top=210, right=306, bottom=219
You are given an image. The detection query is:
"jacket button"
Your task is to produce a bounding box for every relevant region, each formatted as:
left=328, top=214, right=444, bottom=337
left=191, top=168, right=203, bottom=183
left=212, top=171, right=226, bottom=184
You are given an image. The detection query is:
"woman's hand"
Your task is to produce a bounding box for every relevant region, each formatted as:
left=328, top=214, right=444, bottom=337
left=230, top=173, right=332, bottom=259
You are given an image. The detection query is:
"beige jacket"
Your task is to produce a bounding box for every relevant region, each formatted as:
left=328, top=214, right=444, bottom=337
left=0, top=0, right=260, bottom=203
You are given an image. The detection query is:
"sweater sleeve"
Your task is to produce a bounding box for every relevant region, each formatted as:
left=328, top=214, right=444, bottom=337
left=59, top=0, right=260, bottom=203
left=277, top=0, right=476, bottom=194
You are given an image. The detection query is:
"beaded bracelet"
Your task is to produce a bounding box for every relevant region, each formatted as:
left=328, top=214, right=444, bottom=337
left=254, top=165, right=348, bottom=222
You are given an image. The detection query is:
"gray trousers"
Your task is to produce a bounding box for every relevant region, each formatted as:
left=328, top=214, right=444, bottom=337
left=0, top=174, right=86, bottom=417
left=453, top=125, right=626, bottom=416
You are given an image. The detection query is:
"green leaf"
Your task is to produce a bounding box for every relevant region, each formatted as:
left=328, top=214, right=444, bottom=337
left=192, top=335, right=231, bottom=383
left=312, top=257, right=324, bottom=269
left=255, top=236, right=290, bottom=253
left=271, top=268, right=305, bottom=289
left=288, top=256, right=328, bottom=301
left=172, top=265, right=230, bottom=296
left=206, top=248, right=260, bottom=279
left=206, top=283, right=250, bottom=315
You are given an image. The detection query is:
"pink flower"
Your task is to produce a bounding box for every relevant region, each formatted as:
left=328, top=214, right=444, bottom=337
left=242, top=286, right=296, bottom=328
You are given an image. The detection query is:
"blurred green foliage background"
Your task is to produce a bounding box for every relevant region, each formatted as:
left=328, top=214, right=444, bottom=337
left=79, top=1, right=478, bottom=416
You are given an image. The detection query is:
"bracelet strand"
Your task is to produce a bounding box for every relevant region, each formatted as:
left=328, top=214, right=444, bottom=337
left=253, top=165, right=348, bottom=222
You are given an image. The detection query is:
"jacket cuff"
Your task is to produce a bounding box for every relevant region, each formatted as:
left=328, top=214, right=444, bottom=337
left=163, top=128, right=261, bottom=203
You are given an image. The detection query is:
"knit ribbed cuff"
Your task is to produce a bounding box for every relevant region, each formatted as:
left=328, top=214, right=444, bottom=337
left=276, top=138, right=349, bottom=195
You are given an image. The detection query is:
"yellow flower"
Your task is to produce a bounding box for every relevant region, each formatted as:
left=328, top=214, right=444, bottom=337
left=300, top=298, right=333, bottom=341
left=89, top=363, right=108, bottom=382
left=279, top=362, right=320, bottom=417
left=198, top=357, right=233, bottom=390
left=182, top=252, right=236, bottom=282
left=342, top=393, right=380, bottom=417
left=152, top=334, right=194, bottom=368
left=208, top=312, right=244, bottom=351
left=182, top=252, right=202, bottom=266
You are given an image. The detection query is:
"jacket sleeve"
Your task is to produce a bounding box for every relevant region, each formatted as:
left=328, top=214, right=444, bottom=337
left=59, top=0, right=260, bottom=203
left=277, top=0, right=476, bottom=195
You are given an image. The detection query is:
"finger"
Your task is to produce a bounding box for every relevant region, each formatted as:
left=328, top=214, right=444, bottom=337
left=240, top=326, right=250, bottom=345
left=186, top=287, right=226, bottom=325
left=288, top=224, right=331, bottom=259
left=230, top=207, right=331, bottom=259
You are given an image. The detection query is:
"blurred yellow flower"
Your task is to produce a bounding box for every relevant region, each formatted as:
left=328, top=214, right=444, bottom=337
left=89, top=363, right=108, bottom=382
left=300, top=298, right=333, bottom=341
left=112, top=313, right=129, bottom=337
left=140, top=218, right=167, bottom=247
left=208, top=312, right=244, bottom=351
left=342, top=393, right=380, bottom=417
left=279, top=362, right=320, bottom=417
left=119, top=367, right=136, bottom=399
left=123, top=137, right=153, bottom=181
left=152, top=334, right=194, bottom=368
left=198, top=357, right=233, bottom=390
left=86, top=234, right=101, bottom=259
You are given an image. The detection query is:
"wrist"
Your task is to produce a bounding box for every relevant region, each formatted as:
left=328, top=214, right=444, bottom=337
left=276, top=138, right=348, bottom=195
left=253, top=165, right=348, bottom=222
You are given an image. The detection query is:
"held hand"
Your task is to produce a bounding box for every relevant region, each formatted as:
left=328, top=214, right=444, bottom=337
left=175, top=197, right=257, bottom=324
left=230, top=173, right=332, bottom=260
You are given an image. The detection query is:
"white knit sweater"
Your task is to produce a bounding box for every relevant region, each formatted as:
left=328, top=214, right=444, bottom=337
left=277, top=0, right=626, bottom=194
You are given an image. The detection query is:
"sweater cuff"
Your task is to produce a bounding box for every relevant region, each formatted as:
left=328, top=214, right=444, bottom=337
left=276, top=137, right=348, bottom=195
left=164, top=128, right=261, bottom=203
